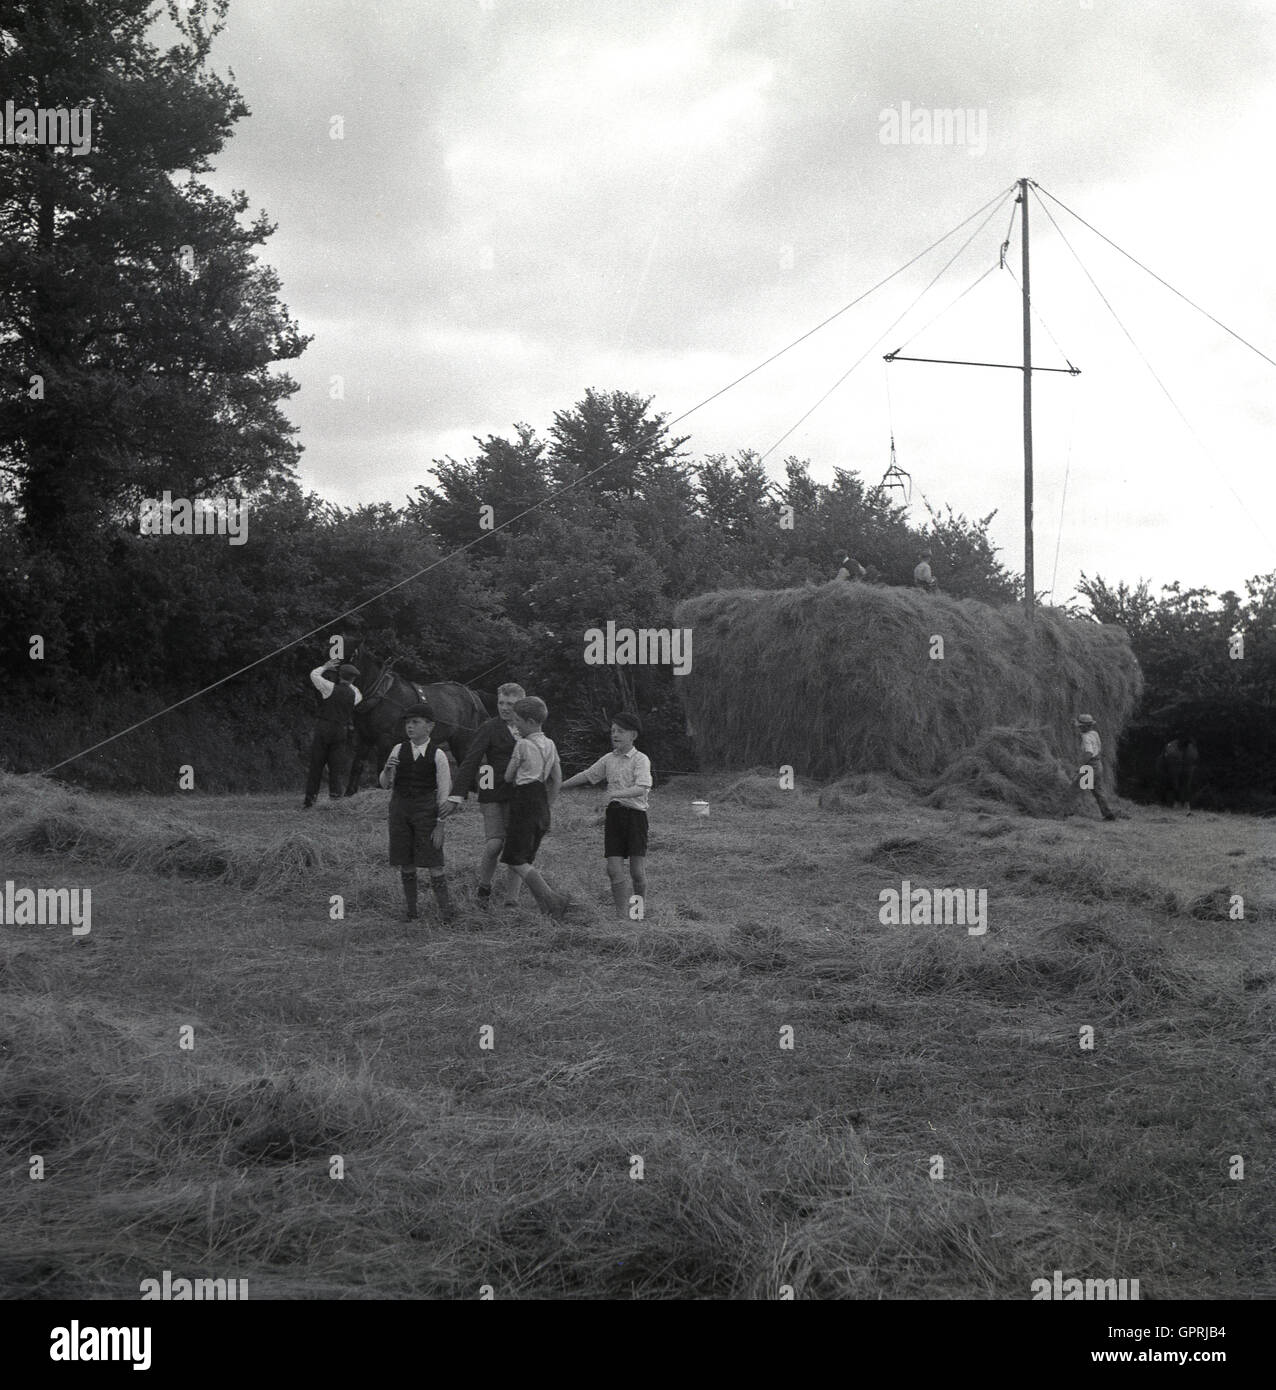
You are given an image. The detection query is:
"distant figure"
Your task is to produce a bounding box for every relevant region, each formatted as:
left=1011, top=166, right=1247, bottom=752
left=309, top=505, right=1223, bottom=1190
left=1157, top=734, right=1200, bottom=813
left=913, top=549, right=938, bottom=592
left=836, top=554, right=867, bottom=582
left=1074, top=713, right=1116, bottom=821
left=303, top=659, right=362, bottom=808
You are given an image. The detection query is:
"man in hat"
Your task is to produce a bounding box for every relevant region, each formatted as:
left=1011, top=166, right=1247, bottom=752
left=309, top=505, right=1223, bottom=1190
left=303, top=657, right=363, bottom=808
left=913, top=549, right=937, bottom=591
left=1075, top=714, right=1116, bottom=821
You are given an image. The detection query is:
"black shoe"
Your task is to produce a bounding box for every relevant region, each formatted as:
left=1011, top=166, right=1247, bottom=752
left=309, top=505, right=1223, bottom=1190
left=476, top=884, right=492, bottom=911
left=302, top=799, right=314, bottom=810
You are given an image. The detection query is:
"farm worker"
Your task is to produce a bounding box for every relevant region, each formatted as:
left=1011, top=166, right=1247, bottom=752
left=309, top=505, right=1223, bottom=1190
left=1074, top=714, right=1116, bottom=822
left=913, top=549, right=938, bottom=591
left=379, top=703, right=455, bottom=923
left=836, top=554, right=866, bottom=582
left=561, top=710, right=652, bottom=920
left=501, top=697, right=570, bottom=919
left=1157, top=734, right=1199, bottom=814
left=302, top=658, right=362, bottom=808
left=440, top=681, right=526, bottom=908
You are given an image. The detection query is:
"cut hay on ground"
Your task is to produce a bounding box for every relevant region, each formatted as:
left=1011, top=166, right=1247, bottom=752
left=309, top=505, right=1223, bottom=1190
left=0, top=772, right=344, bottom=893
left=924, top=726, right=1078, bottom=818
left=674, top=583, right=1142, bottom=784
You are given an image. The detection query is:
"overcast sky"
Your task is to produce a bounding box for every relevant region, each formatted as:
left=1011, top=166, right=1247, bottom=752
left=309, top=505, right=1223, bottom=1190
left=191, top=0, right=1275, bottom=602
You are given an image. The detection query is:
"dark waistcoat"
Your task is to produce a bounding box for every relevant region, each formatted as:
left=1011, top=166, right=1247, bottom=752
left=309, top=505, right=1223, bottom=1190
left=317, top=680, right=357, bottom=729
left=393, top=741, right=443, bottom=798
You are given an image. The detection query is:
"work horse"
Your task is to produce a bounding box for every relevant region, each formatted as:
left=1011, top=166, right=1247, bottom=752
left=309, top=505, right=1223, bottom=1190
left=343, top=648, right=497, bottom=795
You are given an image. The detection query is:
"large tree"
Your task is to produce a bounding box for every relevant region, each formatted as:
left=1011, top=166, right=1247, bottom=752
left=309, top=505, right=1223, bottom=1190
left=0, top=0, right=308, bottom=544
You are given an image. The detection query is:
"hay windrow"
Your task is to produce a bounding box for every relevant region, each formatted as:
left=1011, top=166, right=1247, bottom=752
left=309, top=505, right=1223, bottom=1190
left=674, top=584, right=1142, bottom=788
left=0, top=771, right=344, bottom=894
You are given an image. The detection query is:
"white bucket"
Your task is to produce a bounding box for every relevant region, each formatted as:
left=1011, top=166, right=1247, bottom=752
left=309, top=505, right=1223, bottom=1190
left=691, top=800, right=710, bottom=818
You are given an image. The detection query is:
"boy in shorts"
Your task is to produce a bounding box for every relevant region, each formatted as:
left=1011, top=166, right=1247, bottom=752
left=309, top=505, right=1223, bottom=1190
left=380, top=703, right=456, bottom=922
left=561, top=711, right=651, bottom=919
left=501, top=696, right=568, bottom=919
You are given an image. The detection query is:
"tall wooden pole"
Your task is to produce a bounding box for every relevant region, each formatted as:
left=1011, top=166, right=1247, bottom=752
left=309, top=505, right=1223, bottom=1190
left=1020, top=177, right=1035, bottom=617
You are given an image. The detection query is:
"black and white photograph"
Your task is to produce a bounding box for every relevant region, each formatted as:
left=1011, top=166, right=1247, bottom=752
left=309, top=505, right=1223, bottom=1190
left=1, top=0, right=1272, bottom=1340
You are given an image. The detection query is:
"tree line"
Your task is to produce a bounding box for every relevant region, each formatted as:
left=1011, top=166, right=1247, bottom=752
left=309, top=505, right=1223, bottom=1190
left=1, top=0, right=1270, bottom=806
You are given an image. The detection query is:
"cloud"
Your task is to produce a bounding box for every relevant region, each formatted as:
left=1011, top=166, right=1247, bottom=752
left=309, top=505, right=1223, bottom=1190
left=192, top=0, right=1275, bottom=593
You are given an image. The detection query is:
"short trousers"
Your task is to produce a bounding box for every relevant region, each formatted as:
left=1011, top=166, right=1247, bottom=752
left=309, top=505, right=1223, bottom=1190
left=604, top=802, right=649, bottom=859
left=480, top=799, right=512, bottom=842
left=389, top=796, right=444, bottom=869
left=501, top=781, right=550, bottom=866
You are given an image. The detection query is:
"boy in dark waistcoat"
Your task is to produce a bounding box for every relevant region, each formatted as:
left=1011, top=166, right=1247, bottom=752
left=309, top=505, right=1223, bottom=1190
left=379, top=703, right=456, bottom=922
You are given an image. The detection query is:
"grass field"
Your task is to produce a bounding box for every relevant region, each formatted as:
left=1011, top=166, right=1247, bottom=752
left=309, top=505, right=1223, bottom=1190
left=1, top=770, right=1272, bottom=1299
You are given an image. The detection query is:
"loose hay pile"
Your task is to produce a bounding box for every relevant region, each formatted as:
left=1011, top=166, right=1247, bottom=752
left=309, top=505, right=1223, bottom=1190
left=923, top=726, right=1077, bottom=817
left=674, top=583, right=1142, bottom=786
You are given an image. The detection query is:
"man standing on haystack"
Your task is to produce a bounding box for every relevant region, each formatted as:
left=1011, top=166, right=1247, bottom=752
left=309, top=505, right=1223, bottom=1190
left=1075, top=714, right=1117, bottom=821
left=913, top=549, right=938, bottom=591
left=303, top=658, right=363, bottom=808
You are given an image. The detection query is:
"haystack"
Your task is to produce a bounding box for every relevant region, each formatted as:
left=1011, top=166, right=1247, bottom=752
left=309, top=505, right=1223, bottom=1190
left=673, top=583, right=1142, bottom=782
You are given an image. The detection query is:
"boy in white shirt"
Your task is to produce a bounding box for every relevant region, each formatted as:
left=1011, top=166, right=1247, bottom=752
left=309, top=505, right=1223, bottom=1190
left=501, top=697, right=569, bottom=919
left=562, top=711, right=652, bottom=920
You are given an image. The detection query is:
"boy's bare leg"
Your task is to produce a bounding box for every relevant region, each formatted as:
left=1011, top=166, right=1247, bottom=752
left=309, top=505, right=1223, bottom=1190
left=606, top=855, right=631, bottom=919
left=512, top=864, right=567, bottom=918
left=629, top=856, right=647, bottom=918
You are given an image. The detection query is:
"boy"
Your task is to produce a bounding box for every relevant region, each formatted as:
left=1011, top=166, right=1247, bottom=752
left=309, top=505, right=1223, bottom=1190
left=1075, top=713, right=1117, bottom=822
left=562, top=711, right=651, bottom=920
left=440, top=681, right=525, bottom=908
left=379, top=702, right=456, bottom=921
left=501, top=696, right=569, bottom=919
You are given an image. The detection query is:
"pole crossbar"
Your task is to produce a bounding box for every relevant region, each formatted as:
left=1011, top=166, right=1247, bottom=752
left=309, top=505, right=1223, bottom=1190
left=883, top=352, right=1080, bottom=374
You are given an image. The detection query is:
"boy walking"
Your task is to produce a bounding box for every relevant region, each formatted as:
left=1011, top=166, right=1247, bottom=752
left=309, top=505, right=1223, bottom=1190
left=380, top=702, right=456, bottom=922
left=501, top=697, right=569, bottom=919
left=1075, top=713, right=1117, bottom=822
left=562, top=711, right=651, bottom=920
left=440, top=681, right=525, bottom=908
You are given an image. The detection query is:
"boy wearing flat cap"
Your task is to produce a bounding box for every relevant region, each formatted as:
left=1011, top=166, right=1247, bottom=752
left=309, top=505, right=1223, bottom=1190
left=380, top=703, right=456, bottom=922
